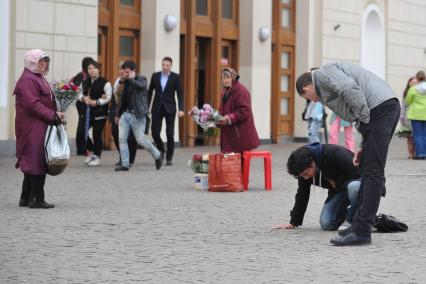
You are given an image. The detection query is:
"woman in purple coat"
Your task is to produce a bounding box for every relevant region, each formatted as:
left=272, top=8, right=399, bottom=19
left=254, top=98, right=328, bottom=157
left=218, top=68, right=260, bottom=153
left=14, top=49, right=64, bottom=209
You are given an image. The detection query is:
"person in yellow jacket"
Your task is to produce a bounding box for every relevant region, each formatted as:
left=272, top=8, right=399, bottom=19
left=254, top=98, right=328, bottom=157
left=405, top=71, right=426, bottom=159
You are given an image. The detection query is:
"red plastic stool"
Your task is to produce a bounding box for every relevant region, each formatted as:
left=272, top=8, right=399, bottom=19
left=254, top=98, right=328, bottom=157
left=242, top=151, right=272, bottom=191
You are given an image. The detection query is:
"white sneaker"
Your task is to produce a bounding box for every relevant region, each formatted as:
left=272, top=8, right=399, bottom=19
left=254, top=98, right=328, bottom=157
left=84, top=153, right=94, bottom=165
left=88, top=156, right=100, bottom=167
left=338, top=221, right=351, bottom=231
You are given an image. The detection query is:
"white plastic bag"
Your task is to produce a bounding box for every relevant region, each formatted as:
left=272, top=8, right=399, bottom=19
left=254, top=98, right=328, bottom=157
left=44, top=124, right=70, bottom=176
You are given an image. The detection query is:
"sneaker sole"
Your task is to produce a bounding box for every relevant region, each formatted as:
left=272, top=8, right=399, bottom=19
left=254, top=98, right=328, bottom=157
left=330, top=239, right=371, bottom=246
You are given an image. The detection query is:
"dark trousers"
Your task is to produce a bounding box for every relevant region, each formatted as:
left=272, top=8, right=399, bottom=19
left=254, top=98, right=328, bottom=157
left=21, top=174, right=46, bottom=202
left=351, top=98, right=400, bottom=236
left=76, top=104, right=92, bottom=155
left=89, top=118, right=107, bottom=157
left=411, top=120, right=426, bottom=158
left=151, top=105, right=176, bottom=161
left=111, top=120, right=137, bottom=164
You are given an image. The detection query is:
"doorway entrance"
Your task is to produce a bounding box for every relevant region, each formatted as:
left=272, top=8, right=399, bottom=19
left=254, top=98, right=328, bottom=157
left=180, top=0, right=239, bottom=147
left=271, top=0, right=296, bottom=142
left=194, top=37, right=212, bottom=145
left=98, top=0, right=141, bottom=149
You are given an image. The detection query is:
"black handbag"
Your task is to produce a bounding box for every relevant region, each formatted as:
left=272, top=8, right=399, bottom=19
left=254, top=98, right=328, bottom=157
left=373, top=214, right=408, bottom=233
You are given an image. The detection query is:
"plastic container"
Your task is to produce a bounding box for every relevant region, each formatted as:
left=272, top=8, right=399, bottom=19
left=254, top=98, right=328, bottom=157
left=194, top=173, right=209, bottom=190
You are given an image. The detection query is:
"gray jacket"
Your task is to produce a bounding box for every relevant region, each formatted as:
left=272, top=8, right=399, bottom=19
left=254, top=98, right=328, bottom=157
left=312, top=62, right=396, bottom=124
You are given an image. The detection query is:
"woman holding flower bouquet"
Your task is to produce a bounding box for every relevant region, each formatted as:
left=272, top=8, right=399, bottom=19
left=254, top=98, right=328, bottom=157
left=14, top=49, right=64, bottom=209
left=78, top=61, right=112, bottom=166
left=217, top=68, right=259, bottom=153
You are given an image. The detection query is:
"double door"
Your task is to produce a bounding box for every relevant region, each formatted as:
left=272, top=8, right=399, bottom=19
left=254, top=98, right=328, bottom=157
left=98, top=0, right=141, bottom=148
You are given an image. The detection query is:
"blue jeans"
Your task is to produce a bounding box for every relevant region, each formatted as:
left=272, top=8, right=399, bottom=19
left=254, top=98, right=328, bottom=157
left=119, top=112, right=160, bottom=167
left=308, top=119, right=322, bottom=144
left=411, top=120, right=426, bottom=158
left=319, top=180, right=360, bottom=231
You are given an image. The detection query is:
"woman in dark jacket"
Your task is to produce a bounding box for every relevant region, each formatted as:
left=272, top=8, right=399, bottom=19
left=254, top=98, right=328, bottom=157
left=14, top=49, right=63, bottom=209
left=218, top=68, right=259, bottom=153
left=78, top=61, right=112, bottom=167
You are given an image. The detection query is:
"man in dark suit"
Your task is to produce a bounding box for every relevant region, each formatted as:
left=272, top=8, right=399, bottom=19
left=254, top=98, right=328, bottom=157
left=148, top=57, right=184, bottom=166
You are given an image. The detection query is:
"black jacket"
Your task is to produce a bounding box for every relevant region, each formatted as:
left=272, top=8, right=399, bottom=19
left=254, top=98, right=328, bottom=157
left=148, top=71, right=184, bottom=114
left=119, top=75, right=149, bottom=119
left=289, top=144, right=361, bottom=227
left=82, top=76, right=109, bottom=118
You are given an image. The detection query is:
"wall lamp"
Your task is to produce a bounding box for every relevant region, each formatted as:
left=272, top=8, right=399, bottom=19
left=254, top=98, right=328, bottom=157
left=164, top=15, right=177, bottom=32
left=258, top=26, right=271, bottom=42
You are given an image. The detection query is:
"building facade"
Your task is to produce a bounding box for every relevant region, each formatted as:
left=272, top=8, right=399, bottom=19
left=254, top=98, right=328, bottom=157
left=1, top=0, right=426, bottom=155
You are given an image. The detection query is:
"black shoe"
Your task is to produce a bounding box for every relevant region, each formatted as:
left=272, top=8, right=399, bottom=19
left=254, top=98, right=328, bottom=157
left=28, top=201, right=55, bottom=209
left=330, top=232, right=371, bottom=246
left=115, top=161, right=121, bottom=166
left=338, top=226, right=352, bottom=236
left=115, top=165, right=129, bottom=171
left=155, top=158, right=163, bottom=170
left=166, top=160, right=173, bottom=166
left=19, top=198, right=29, bottom=207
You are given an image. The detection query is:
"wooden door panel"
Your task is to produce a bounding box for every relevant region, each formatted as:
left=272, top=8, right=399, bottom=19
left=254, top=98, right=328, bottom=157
left=271, top=0, right=296, bottom=142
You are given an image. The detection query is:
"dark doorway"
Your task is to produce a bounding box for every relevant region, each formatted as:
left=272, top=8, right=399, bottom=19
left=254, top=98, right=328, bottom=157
left=194, top=37, right=212, bottom=146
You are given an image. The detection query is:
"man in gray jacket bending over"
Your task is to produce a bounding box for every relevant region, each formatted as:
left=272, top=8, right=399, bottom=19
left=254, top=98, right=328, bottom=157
left=296, top=62, right=400, bottom=246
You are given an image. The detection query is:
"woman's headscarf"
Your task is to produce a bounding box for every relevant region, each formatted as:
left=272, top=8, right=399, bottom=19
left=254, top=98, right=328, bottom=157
left=221, top=67, right=240, bottom=81
left=24, top=49, right=50, bottom=74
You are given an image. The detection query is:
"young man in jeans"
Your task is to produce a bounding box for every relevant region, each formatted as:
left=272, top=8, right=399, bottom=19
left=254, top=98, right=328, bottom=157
left=115, top=60, right=163, bottom=171
left=296, top=62, right=400, bottom=246
left=274, top=143, right=361, bottom=231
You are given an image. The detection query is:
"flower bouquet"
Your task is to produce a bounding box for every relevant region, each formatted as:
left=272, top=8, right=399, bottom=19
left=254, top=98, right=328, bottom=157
left=53, top=81, right=80, bottom=112
left=188, top=153, right=209, bottom=174
left=188, top=153, right=209, bottom=190
left=394, top=125, right=412, bottom=138
left=190, top=104, right=222, bottom=136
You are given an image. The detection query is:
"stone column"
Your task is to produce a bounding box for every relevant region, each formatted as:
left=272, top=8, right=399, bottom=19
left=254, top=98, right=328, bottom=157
left=239, top=0, right=273, bottom=141
left=0, top=0, right=11, bottom=140
left=141, top=0, right=181, bottom=143
left=294, top=0, right=323, bottom=139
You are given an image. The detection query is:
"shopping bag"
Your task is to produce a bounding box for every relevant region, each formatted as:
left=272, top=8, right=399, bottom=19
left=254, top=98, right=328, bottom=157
left=44, top=124, right=70, bottom=176
left=208, top=153, right=243, bottom=192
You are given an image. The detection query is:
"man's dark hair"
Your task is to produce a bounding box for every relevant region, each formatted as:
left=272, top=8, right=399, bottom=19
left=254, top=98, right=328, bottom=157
left=416, top=70, right=425, bottom=82
left=296, top=72, right=313, bottom=95
left=162, top=56, right=173, bottom=64
left=82, top=57, right=95, bottom=73
left=88, top=61, right=101, bottom=70
left=287, top=147, right=313, bottom=177
left=121, top=60, right=137, bottom=71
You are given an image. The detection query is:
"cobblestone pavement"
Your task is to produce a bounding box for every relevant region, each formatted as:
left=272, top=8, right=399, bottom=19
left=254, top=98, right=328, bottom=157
left=1, top=138, right=426, bottom=283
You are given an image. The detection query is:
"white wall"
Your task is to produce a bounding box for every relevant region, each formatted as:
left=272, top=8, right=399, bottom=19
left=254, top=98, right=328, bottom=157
left=0, top=0, right=11, bottom=140
left=239, top=0, right=272, bottom=140
left=387, top=0, right=426, bottom=98
left=13, top=0, right=98, bottom=139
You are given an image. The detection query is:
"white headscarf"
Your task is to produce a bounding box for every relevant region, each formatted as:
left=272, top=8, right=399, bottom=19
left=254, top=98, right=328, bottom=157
left=24, top=49, right=49, bottom=74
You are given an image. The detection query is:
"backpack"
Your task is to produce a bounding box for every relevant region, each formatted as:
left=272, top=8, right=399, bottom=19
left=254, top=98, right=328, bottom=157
left=373, top=214, right=408, bottom=233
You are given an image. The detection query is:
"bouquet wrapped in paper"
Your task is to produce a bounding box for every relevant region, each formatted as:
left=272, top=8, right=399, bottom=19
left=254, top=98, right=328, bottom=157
left=190, top=104, right=222, bottom=136
left=53, top=81, right=80, bottom=112
left=188, top=153, right=209, bottom=174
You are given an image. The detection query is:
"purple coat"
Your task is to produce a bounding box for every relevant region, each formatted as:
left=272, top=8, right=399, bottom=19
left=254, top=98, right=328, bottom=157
left=14, top=69, right=56, bottom=175
left=219, top=80, right=260, bottom=153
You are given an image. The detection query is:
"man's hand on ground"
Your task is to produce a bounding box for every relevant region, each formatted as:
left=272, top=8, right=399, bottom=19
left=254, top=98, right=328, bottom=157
left=272, top=223, right=295, bottom=229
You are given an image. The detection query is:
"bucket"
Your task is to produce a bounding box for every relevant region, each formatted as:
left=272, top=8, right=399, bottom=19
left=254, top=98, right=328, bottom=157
left=194, top=173, right=208, bottom=190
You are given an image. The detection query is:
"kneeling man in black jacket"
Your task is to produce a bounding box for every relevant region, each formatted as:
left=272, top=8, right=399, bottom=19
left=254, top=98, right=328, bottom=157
left=275, top=143, right=361, bottom=231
